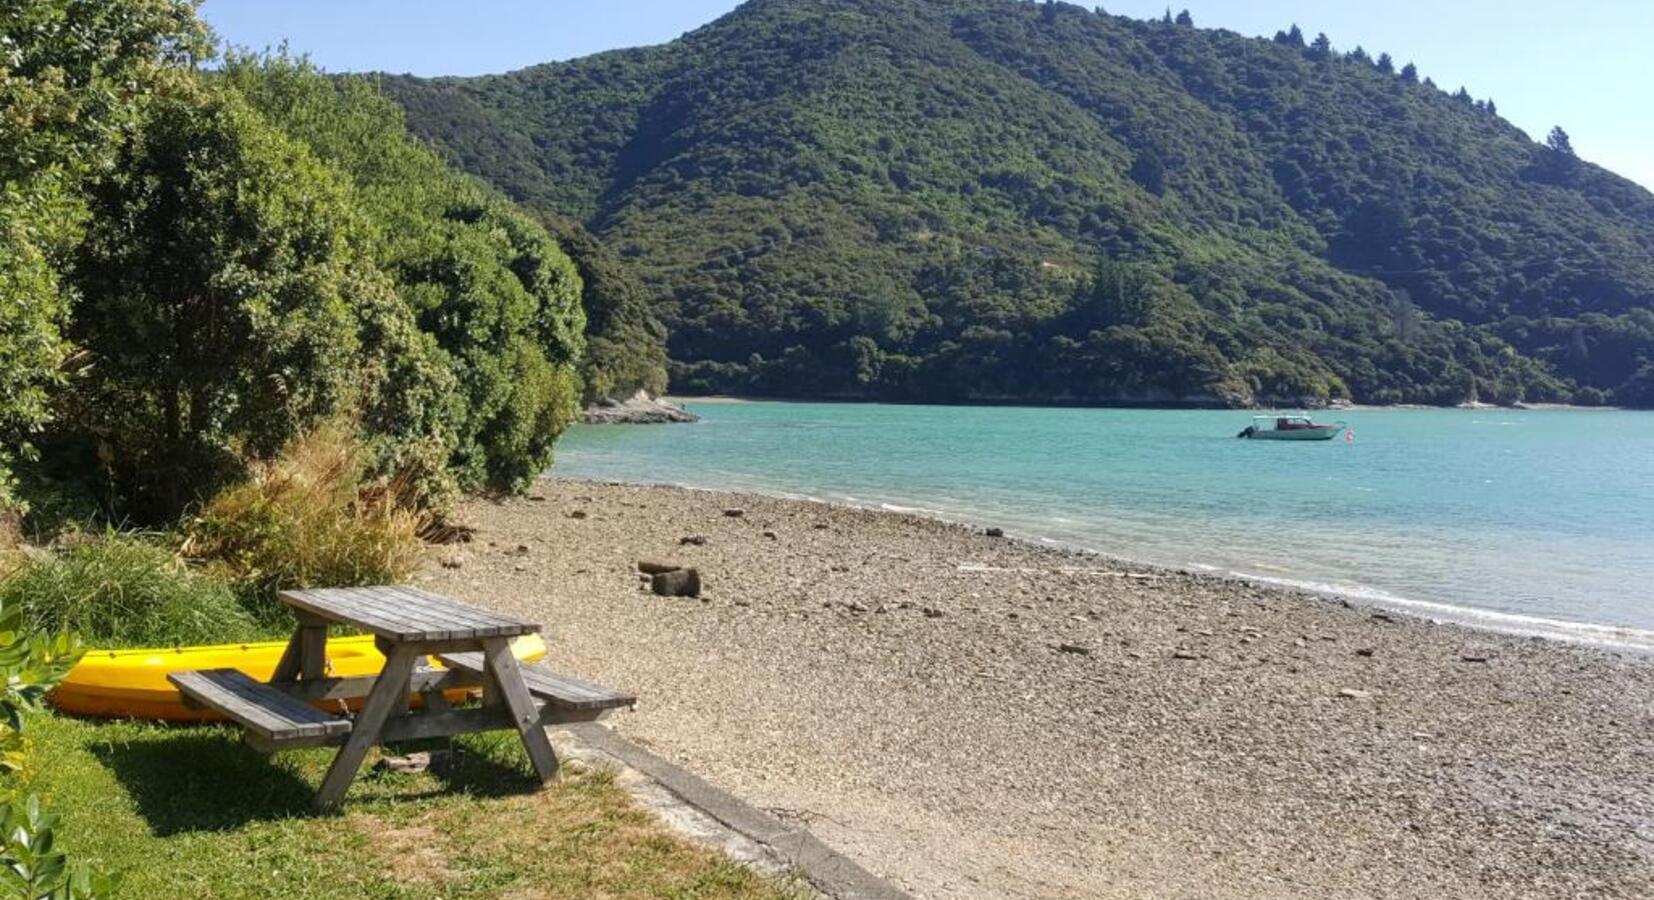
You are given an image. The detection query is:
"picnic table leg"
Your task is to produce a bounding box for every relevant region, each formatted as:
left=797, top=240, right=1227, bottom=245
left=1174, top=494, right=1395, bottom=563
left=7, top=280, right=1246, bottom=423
left=272, top=613, right=329, bottom=683
left=314, top=643, right=423, bottom=810
left=481, top=637, right=560, bottom=784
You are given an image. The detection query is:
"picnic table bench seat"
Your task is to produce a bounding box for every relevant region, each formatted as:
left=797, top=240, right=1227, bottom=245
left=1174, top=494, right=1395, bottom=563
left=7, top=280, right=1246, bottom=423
left=169, top=668, right=351, bottom=748
left=436, top=652, right=637, bottom=713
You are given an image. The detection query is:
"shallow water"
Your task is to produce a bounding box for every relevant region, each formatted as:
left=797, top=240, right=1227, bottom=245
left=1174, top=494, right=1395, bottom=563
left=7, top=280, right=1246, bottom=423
left=555, top=402, right=1654, bottom=643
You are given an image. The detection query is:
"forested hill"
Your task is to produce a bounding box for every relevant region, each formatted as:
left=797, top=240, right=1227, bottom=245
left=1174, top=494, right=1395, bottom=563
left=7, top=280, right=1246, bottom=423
left=381, top=0, right=1654, bottom=408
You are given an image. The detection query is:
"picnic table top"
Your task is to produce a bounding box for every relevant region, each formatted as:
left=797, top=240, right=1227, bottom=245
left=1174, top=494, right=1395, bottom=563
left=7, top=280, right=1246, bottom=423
left=278, top=586, right=541, bottom=643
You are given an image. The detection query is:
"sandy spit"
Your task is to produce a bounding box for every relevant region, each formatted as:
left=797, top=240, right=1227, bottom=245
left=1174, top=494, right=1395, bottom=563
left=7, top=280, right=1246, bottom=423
left=425, top=479, right=1654, bottom=899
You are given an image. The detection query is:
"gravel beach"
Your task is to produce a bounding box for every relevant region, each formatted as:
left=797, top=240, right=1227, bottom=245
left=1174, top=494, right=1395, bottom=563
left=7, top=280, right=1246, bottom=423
left=426, top=479, right=1654, bottom=899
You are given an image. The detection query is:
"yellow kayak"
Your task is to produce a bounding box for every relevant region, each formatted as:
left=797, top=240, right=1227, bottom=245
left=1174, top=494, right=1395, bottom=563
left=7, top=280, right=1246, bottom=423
left=49, top=633, right=548, bottom=722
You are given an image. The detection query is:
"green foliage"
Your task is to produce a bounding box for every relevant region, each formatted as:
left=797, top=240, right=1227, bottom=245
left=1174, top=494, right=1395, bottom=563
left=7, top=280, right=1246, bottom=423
left=543, top=218, right=671, bottom=402
left=183, top=422, right=426, bottom=604
left=219, top=53, right=587, bottom=495
left=384, top=0, right=1654, bottom=408
left=0, top=535, right=258, bottom=649
left=0, top=0, right=207, bottom=511
left=0, top=796, right=115, bottom=899
left=47, top=48, right=589, bottom=522
left=67, top=87, right=374, bottom=520
left=0, top=590, right=106, bottom=898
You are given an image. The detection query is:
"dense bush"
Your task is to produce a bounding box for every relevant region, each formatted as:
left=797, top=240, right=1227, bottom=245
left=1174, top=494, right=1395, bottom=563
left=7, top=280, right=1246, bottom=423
left=220, top=55, right=588, bottom=496
left=0, top=0, right=207, bottom=511
left=0, top=535, right=258, bottom=648
left=39, top=50, right=590, bottom=524
left=183, top=422, right=426, bottom=602
left=67, top=86, right=386, bottom=520
left=385, top=0, right=1654, bottom=407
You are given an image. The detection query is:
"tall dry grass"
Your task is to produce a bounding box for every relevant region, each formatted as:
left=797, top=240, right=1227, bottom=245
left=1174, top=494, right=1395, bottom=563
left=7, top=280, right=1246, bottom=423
left=183, top=422, right=427, bottom=603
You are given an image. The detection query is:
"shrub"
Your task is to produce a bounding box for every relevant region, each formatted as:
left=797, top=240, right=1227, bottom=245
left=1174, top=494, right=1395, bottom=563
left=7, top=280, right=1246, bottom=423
left=183, top=423, right=426, bottom=601
left=0, top=535, right=258, bottom=648
left=66, top=86, right=379, bottom=522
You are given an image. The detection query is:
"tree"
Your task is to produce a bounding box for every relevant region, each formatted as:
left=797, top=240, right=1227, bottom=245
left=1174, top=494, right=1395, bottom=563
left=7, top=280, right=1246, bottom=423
left=67, top=88, right=383, bottom=518
left=1129, top=148, right=1168, bottom=195
left=1274, top=24, right=1305, bottom=47
left=0, top=0, right=208, bottom=510
left=1309, top=33, right=1333, bottom=61
left=1485, top=99, right=1498, bottom=116
left=220, top=53, right=588, bottom=502
left=1400, top=62, right=1419, bottom=83
left=1347, top=46, right=1372, bottom=65
left=1546, top=126, right=1576, bottom=158
left=1540, top=126, right=1579, bottom=185
left=1161, top=8, right=1173, bottom=25
left=1376, top=52, right=1394, bottom=74
left=1175, top=9, right=1193, bottom=26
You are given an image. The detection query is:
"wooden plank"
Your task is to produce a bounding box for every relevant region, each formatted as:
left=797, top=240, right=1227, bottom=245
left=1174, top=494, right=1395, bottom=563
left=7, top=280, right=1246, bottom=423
left=280, top=586, right=539, bottom=642
left=265, top=668, right=457, bottom=704
left=169, top=670, right=352, bottom=742
left=482, top=637, right=560, bottom=784
left=245, top=702, right=610, bottom=754
left=382, top=586, right=531, bottom=635
left=437, top=652, right=637, bottom=712
left=314, top=643, right=423, bottom=810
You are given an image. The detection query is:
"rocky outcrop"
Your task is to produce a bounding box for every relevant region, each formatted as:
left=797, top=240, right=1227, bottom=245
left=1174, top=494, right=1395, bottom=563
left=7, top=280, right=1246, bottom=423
left=581, top=391, right=700, bottom=424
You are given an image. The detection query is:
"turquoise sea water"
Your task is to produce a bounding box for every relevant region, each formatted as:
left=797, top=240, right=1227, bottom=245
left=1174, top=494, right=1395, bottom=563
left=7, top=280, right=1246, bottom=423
left=556, top=402, right=1654, bottom=646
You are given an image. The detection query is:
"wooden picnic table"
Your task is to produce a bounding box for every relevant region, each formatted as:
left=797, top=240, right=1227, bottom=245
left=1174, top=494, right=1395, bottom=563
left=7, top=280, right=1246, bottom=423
left=168, top=586, right=635, bottom=810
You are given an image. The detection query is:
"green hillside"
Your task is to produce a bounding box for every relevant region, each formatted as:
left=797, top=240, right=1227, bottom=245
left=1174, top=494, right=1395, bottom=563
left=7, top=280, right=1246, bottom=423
left=380, top=0, right=1654, bottom=407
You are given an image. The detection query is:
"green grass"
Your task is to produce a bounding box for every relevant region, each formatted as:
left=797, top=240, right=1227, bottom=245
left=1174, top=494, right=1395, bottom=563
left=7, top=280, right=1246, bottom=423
left=2, top=534, right=268, bottom=648
left=28, top=714, right=799, bottom=899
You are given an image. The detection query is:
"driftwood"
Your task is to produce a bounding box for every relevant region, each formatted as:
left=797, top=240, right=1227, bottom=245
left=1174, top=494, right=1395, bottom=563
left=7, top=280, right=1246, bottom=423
left=637, top=560, right=682, bottom=575
left=651, top=568, right=702, bottom=597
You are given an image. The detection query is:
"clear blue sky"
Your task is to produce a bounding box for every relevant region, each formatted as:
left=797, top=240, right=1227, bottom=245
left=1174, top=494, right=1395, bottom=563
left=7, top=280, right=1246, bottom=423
left=199, top=0, right=1653, bottom=189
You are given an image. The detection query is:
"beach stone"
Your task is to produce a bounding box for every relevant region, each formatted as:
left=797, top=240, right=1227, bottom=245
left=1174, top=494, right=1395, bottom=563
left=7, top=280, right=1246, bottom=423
left=569, top=509, right=588, bottom=519
left=374, top=750, right=450, bottom=775
left=922, top=607, right=946, bottom=619
left=985, top=527, right=1005, bottom=538
left=680, top=534, right=708, bottom=546
left=1058, top=643, right=1093, bottom=656
left=723, top=508, right=746, bottom=518
left=440, top=554, right=466, bottom=570
left=651, top=568, right=702, bottom=598
left=763, top=530, right=779, bottom=540
left=1172, top=651, right=1200, bottom=660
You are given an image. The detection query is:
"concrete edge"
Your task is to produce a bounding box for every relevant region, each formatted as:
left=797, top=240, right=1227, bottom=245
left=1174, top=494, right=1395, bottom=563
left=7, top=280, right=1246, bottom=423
left=555, top=722, right=911, bottom=900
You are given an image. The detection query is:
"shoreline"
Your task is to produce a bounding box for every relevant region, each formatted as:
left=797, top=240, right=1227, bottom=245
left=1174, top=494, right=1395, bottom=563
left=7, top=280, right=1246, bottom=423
left=430, top=479, right=1654, bottom=899
left=567, top=475, right=1654, bottom=655
left=668, top=395, right=1627, bottom=413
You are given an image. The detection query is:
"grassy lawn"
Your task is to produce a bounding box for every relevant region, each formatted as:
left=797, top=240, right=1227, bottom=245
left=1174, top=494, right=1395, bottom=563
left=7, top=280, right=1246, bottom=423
left=28, top=713, right=799, bottom=899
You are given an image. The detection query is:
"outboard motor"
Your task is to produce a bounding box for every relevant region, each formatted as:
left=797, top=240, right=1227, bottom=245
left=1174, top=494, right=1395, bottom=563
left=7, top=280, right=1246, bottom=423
left=1237, top=426, right=1255, bottom=439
